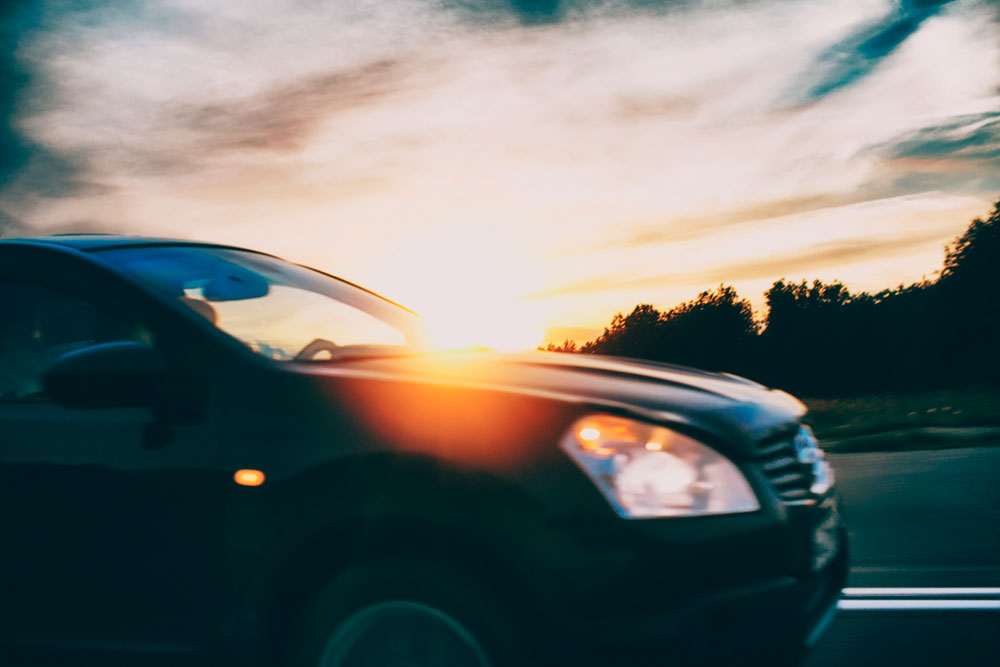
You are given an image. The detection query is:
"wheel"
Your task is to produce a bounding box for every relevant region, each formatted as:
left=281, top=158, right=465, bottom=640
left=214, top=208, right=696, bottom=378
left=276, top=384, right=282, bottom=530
left=286, top=557, right=528, bottom=667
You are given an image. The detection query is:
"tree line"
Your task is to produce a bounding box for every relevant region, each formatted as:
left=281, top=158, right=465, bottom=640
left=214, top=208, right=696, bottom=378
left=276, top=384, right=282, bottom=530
left=545, top=198, right=1000, bottom=396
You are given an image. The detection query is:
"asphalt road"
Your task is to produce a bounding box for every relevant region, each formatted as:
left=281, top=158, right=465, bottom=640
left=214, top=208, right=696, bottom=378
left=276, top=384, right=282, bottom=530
left=806, top=444, right=1000, bottom=667
left=808, top=609, right=998, bottom=666
left=832, top=445, right=1000, bottom=587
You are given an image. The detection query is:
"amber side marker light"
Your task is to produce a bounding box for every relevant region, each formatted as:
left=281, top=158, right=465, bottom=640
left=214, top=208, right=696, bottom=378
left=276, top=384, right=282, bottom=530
left=234, top=469, right=266, bottom=487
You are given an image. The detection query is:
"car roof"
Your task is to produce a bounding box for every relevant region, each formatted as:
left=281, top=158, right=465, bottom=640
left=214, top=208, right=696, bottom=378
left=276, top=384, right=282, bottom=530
left=0, top=233, right=252, bottom=253
left=1, top=233, right=420, bottom=314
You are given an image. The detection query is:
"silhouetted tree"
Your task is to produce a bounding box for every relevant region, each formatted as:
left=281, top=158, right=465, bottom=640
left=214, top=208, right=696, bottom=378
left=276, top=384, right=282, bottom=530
left=942, top=200, right=1000, bottom=289
left=549, top=197, right=1000, bottom=395
left=760, top=279, right=853, bottom=393
left=657, top=285, right=758, bottom=374
left=937, top=199, right=1000, bottom=383
left=543, top=339, right=579, bottom=353
left=581, top=304, right=663, bottom=359
left=581, top=286, right=757, bottom=373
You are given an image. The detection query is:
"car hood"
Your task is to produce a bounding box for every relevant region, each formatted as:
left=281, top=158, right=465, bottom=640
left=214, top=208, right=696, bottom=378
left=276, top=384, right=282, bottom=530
left=295, top=351, right=805, bottom=455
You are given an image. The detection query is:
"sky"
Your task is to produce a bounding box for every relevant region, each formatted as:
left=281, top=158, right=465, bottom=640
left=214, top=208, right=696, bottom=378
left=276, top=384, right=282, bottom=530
left=1, top=0, right=998, bottom=349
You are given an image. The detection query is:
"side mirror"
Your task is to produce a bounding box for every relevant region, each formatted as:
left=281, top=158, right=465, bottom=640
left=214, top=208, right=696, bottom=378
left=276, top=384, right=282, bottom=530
left=42, top=342, right=167, bottom=409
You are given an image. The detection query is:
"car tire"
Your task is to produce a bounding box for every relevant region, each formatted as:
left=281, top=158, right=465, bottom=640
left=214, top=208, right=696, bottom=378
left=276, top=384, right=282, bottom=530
left=285, top=556, right=529, bottom=667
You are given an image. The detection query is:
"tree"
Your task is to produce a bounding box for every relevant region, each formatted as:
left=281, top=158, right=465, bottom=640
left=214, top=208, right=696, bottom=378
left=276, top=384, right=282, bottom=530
left=657, top=285, right=758, bottom=374
left=564, top=196, right=1000, bottom=394
left=543, top=339, right=578, bottom=353
left=941, top=199, right=1000, bottom=290
left=581, top=286, right=757, bottom=373
left=581, top=304, right=663, bottom=359
left=937, top=198, right=1000, bottom=383
left=760, top=279, right=854, bottom=393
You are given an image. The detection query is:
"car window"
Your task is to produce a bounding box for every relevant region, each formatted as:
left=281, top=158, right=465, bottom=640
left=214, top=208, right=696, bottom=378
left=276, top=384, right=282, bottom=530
left=96, top=246, right=424, bottom=362
left=0, top=280, right=153, bottom=400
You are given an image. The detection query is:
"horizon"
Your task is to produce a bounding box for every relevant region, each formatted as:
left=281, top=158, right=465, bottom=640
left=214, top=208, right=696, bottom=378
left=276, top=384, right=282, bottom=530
left=2, top=0, right=998, bottom=350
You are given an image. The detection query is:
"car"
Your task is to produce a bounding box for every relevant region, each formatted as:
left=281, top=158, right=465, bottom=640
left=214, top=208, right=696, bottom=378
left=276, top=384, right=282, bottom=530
left=0, top=234, right=847, bottom=667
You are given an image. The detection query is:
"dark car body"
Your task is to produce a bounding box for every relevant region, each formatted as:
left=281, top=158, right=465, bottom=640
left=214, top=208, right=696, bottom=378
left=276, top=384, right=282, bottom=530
left=0, top=235, right=847, bottom=666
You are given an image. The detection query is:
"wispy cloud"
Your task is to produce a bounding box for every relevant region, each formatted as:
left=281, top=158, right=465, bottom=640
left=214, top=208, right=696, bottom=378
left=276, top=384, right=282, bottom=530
left=890, top=112, right=1000, bottom=163
left=788, top=0, right=958, bottom=104
left=533, top=226, right=955, bottom=299
left=1, top=0, right=998, bottom=334
left=580, top=193, right=868, bottom=251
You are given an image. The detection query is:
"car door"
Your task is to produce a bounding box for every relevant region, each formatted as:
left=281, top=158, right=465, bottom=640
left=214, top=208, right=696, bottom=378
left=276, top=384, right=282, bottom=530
left=0, top=262, right=227, bottom=662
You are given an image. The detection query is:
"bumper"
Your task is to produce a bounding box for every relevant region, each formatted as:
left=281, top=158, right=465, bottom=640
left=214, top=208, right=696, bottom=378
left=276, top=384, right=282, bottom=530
left=536, top=494, right=849, bottom=665
left=559, top=536, right=847, bottom=663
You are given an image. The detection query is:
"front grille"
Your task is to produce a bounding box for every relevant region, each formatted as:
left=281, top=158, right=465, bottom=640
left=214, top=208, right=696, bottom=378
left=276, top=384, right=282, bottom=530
left=754, top=435, right=816, bottom=504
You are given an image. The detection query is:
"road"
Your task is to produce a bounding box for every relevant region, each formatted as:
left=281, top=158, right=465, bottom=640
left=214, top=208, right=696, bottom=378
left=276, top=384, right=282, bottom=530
left=832, top=446, right=1000, bottom=587
left=806, top=445, right=1000, bottom=666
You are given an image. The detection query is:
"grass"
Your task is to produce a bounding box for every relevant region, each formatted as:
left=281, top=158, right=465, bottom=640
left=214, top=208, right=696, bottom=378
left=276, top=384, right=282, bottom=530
left=802, top=388, right=1000, bottom=442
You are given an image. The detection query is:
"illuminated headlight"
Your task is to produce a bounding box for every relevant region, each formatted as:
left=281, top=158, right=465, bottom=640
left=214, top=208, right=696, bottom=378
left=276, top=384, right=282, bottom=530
left=794, top=425, right=834, bottom=496
left=560, top=414, right=760, bottom=518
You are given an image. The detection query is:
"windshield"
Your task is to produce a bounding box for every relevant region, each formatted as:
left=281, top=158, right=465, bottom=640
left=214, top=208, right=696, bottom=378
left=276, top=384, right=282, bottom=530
left=96, top=246, right=426, bottom=362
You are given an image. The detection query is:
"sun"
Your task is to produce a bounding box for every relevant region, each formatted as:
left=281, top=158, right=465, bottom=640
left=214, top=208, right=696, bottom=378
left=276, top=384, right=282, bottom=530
left=374, top=225, right=548, bottom=352
left=421, top=300, right=547, bottom=352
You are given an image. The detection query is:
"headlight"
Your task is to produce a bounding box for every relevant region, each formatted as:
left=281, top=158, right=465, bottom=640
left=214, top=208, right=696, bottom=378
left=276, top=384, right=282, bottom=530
left=794, top=425, right=834, bottom=496
left=560, top=414, right=760, bottom=518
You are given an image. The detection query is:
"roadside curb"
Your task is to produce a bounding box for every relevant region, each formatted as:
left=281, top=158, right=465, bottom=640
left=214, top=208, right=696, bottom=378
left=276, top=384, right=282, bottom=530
left=821, top=426, right=1000, bottom=453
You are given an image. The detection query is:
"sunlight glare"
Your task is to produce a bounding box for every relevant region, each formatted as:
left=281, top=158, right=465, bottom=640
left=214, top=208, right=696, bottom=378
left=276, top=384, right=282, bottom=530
left=377, top=225, right=548, bottom=352
left=422, top=300, right=546, bottom=352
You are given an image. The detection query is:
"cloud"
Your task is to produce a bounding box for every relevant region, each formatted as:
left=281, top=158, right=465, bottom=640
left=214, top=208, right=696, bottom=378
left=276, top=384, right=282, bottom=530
left=0, top=0, right=44, bottom=187
left=52, top=57, right=410, bottom=178
left=1, top=0, right=998, bottom=332
left=788, top=0, right=957, bottom=104
left=532, top=226, right=955, bottom=298
left=8, top=0, right=996, bottom=212
left=587, top=193, right=869, bottom=251
left=507, top=0, right=563, bottom=24
left=889, top=112, right=1000, bottom=163
left=177, top=60, right=402, bottom=153
left=0, top=208, right=26, bottom=237
left=529, top=192, right=986, bottom=324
